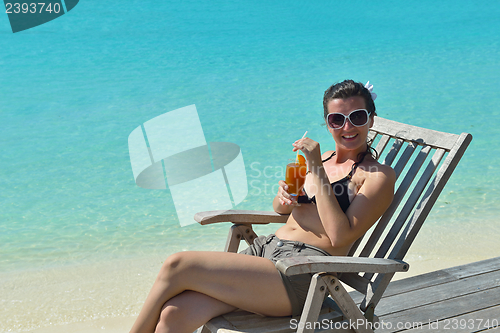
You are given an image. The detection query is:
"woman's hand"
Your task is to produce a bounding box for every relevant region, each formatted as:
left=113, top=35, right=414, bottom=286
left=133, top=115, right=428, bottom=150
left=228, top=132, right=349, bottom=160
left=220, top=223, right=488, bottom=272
left=292, top=137, right=322, bottom=170
left=277, top=180, right=299, bottom=206
left=273, top=179, right=300, bottom=214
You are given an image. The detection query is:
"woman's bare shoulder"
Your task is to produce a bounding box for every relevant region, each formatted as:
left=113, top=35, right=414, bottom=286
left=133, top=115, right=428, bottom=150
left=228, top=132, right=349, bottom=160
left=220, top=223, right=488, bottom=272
left=321, top=150, right=335, bottom=159
left=361, top=158, right=396, bottom=183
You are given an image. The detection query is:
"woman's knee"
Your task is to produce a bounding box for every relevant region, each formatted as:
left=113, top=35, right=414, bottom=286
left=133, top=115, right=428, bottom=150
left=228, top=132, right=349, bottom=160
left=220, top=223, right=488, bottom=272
left=158, top=252, right=184, bottom=277
left=157, top=252, right=194, bottom=283
left=156, top=295, right=202, bottom=333
left=156, top=303, right=185, bottom=333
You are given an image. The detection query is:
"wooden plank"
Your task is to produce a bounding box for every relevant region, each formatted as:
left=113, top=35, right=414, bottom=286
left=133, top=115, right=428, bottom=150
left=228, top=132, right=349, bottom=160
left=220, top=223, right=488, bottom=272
left=371, top=117, right=461, bottom=150
left=376, top=287, right=500, bottom=333
left=391, top=142, right=418, bottom=179
left=367, top=130, right=378, bottom=144
left=382, top=257, right=500, bottom=298
left=382, top=139, right=404, bottom=167
left=378, top=269, right=456, bottom=298
left=275, top=257, right=409, bottom=276
left=444, top=257, right=500, bottom=279
left=375, top=268, right=500, bottom=316
left=374, top=134, right=392, bottom=156
left=478, top=327, right=500, bottom=332
left=400, top=304, right=500, bottom=333
left=478, top=325, right=500, bottom=332
left=220, top=310, right=296, bottom=333
left=347, top=235, right=364, bottom=257
left=349, top=257, right=500, bottom=308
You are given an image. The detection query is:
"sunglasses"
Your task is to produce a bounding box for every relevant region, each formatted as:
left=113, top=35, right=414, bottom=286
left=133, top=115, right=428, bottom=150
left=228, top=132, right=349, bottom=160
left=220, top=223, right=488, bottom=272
left=327, top=109, right=370, bottom=129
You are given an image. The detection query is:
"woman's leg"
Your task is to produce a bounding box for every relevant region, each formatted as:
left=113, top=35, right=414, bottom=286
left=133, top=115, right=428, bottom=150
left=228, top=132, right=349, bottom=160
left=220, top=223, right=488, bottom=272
left=155, top=290, right=236, bottom=333
left=130, top=251, right=293, bottom=333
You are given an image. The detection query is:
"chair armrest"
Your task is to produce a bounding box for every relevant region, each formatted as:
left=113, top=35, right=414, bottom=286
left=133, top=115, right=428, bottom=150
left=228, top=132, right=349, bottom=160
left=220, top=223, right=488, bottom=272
left=194, top=210, right=289, bottom=225
left=275, top=256, right=409, bottom=276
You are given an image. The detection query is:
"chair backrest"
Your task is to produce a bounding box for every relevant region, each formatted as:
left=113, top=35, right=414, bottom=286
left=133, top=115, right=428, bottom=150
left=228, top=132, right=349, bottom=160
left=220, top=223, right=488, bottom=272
left=347, top=117, right=471, bottom=284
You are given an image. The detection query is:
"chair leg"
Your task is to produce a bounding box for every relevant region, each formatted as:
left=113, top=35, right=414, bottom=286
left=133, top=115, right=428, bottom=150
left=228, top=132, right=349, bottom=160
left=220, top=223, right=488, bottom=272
left=224, top=224, right=244, bottom=253
left=297, top=273, right=329, bottom=333
left=363, top=303, right=375, bottom=323
left=326, top=277, right=374, bottom=333
left=224, top=224, right=258, bottom=253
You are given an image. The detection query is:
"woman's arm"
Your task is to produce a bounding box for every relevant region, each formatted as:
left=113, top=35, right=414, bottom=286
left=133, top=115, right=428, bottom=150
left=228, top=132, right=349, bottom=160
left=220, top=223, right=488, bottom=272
left=293, top=137, right=396, bottom=249
left=311, top=164, right=395, bottom=248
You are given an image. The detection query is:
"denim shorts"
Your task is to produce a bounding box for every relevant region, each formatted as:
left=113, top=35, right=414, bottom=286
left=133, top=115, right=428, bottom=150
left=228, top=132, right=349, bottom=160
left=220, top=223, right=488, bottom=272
left=239, top=234, right=331, bottom=316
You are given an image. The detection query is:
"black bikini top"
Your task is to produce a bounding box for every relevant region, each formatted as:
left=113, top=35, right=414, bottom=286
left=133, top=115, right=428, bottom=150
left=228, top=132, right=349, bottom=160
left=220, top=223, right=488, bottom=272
left=297, top=151, right=365, bottom=212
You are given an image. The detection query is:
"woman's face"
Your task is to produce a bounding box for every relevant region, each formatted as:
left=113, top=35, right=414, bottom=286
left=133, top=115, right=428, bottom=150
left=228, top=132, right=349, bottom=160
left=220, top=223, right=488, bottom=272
left=325, top=96, right=374, bottom=153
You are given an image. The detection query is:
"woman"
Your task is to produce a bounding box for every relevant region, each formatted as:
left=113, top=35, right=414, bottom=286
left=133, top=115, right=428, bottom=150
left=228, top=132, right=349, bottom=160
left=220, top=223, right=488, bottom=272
left=130, top=80, right=396, bottom=333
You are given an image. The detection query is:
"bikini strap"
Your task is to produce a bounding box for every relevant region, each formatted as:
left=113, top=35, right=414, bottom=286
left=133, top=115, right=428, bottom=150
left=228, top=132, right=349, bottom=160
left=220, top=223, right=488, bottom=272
left=347, top=146, right=371, bottom=179
left=321, top=151, right=336, bottom=163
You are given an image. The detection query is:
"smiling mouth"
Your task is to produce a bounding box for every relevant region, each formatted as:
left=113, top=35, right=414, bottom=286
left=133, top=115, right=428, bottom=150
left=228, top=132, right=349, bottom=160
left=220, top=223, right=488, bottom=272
left=342, top=134, right=358, bottom=139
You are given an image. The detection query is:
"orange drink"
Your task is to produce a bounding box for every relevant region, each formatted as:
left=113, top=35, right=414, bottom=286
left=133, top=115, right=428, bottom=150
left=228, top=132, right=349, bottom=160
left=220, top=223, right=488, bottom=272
left=285, top=155, right=307, bottom=196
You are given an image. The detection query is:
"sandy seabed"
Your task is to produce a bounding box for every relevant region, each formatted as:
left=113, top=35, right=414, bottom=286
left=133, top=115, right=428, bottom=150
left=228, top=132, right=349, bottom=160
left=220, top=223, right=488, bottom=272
left=3, top=224, right=499, bottom=333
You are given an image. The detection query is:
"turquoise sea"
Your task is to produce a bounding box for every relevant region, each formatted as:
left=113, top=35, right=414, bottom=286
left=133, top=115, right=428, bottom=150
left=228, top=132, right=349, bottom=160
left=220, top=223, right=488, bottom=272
left=1, top=0, right=500, bottom=331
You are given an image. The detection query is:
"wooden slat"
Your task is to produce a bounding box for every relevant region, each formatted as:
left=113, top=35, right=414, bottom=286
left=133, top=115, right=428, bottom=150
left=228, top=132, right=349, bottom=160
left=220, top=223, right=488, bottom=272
left=392, top=142, right=418, bottom=179
left=386, top=148, right=447, bottom=260
left=374, top=257, right=500, bottom=300
left=367, top=130, right=378, bottom=144
left=377, top=270, right=456, bottom=299
left=351, top=142, right=416, bottom=258
left=400, top=305, right=500, bottom=333
left=362, top=272, right=395, bottom=311
left=445, top=257, right=500, bottom=279
left=359, top=145, right=432, bottom=259
left=382, top=139, right=404, bottom=167
left=218, top=311, right=296, bottom=333
left=368, top=146, right=436, bottom=262
left=376, top=287, right=500, bottom=333
left=365, top=258, right=500, bottom=333
left=391, top=133, right=472, bottom=261
left=374, top=134, right=392, bottom=156
left=371, top=117, right=461, bottom=150
left=347, top=236, right=364, bottom=257
left=376, top=268, right=500, bottom=317
left=478, top=323, right=500, bottom=332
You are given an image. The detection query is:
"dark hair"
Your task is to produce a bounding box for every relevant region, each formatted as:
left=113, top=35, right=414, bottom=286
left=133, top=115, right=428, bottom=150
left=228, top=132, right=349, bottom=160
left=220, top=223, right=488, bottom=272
left=323, top=80, right=379, bottom=160
left=323, top=80, right=377, bottom=120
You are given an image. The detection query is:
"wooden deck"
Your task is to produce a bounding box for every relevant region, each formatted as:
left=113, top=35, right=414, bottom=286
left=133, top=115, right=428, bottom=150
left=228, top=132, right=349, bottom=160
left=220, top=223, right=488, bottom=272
left=352, top=256, right=500, bottom=332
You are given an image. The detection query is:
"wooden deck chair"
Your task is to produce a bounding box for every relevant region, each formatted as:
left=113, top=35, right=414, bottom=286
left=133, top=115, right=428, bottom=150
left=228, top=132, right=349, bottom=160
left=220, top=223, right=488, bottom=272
left=194, top=117, right=472, bottom=333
